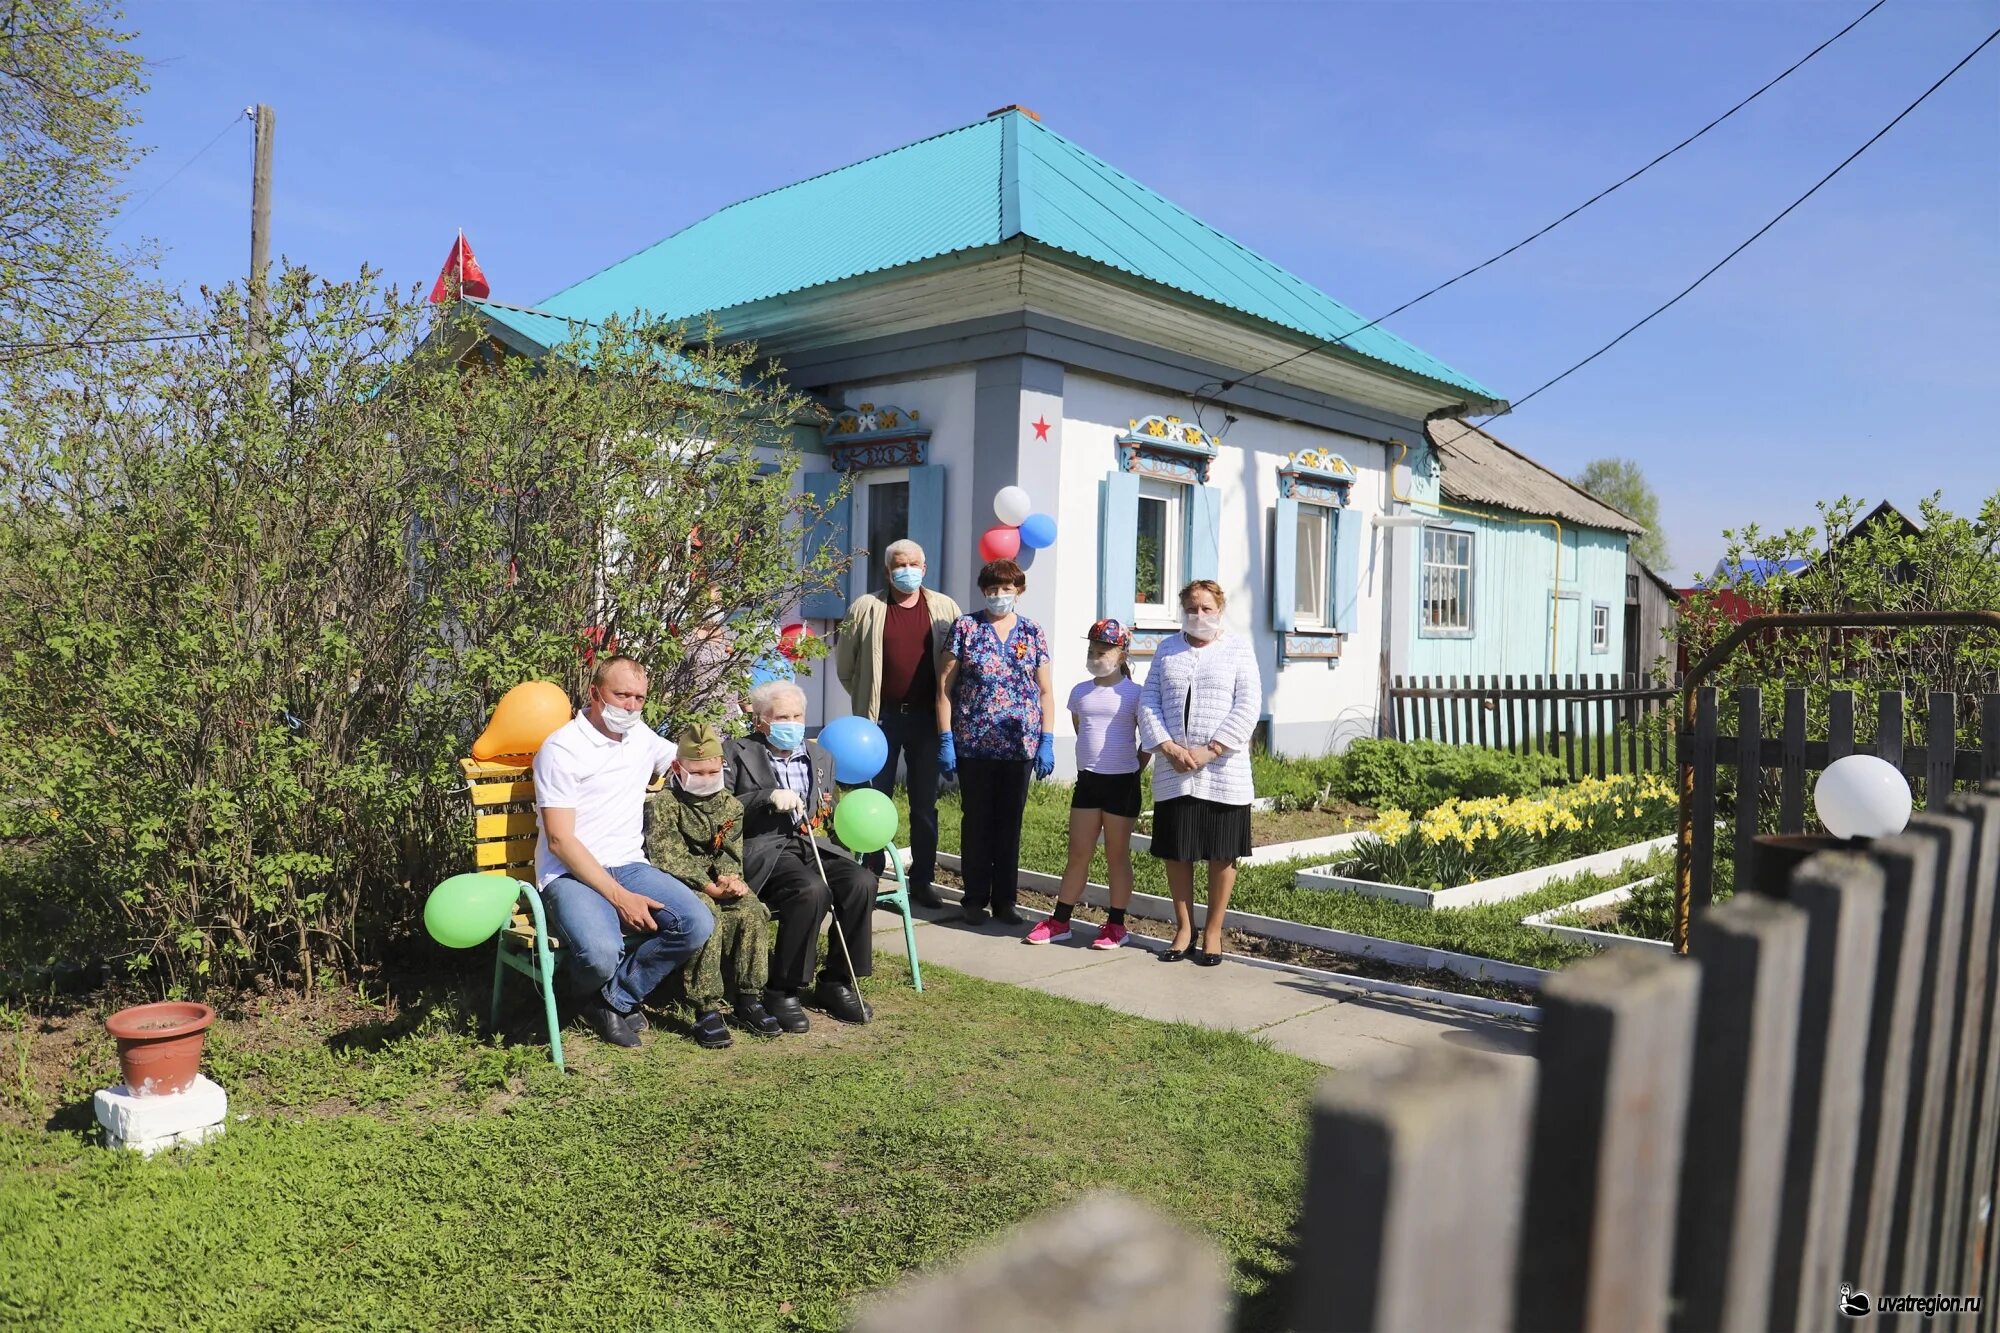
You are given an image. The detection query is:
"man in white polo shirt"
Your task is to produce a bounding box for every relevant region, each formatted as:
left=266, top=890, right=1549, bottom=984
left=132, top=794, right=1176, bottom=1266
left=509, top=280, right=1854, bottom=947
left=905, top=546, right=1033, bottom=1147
left=535, top=654, right=714, bottom=1048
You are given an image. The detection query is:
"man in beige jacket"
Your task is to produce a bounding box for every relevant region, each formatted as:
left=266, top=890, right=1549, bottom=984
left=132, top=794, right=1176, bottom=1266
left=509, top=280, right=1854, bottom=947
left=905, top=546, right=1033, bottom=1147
left=834, top=539, right=960, bottom=908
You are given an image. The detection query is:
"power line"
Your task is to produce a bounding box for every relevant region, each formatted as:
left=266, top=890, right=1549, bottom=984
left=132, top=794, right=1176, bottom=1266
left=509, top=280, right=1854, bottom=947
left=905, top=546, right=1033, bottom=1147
left=1190, top=0, right=1889, bottom=431
left=108, top=110, right=250, bottom=238
left=1473, top=21, right=2000, bottom=428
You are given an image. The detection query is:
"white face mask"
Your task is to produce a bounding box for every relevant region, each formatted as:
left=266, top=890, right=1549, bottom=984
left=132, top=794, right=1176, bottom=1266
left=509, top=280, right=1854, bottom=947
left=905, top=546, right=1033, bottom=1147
left=1087, top=652, right=1121, bottom=679
left=676, top=769, right=725, bottom=797
left=1181, top=611, right=1221, bottom=642
left=599, top=702, right=644, bottom=735
left=985, top=594, right=1016, bottom=617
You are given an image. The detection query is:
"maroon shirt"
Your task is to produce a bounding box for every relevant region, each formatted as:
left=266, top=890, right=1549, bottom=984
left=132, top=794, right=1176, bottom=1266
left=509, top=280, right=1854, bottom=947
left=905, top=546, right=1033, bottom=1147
left=879, top=595, right=936, bottom=710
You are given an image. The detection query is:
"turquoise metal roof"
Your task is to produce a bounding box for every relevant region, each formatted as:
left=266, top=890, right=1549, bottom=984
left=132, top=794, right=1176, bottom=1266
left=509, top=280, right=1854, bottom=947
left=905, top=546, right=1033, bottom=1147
left=534, top=111, right=1495, bottom=402
left=458, top=298, right=732, bottom=387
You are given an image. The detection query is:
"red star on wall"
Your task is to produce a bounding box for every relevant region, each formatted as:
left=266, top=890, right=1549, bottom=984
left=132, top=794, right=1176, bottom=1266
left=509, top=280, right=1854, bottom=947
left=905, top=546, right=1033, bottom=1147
left=1031, top=416, right=1051, bottom=441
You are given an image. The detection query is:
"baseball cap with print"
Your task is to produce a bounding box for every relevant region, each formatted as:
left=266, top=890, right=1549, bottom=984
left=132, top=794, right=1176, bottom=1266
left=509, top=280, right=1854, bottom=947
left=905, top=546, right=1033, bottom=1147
left=1086, top=618, right=1131, bottom=647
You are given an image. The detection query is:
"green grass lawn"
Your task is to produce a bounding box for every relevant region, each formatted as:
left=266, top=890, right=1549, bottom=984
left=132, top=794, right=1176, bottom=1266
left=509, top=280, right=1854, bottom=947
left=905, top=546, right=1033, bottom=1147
left=0, top=958, right=1317, bottom=1331
left=901, top=784, right=1661, bottom=971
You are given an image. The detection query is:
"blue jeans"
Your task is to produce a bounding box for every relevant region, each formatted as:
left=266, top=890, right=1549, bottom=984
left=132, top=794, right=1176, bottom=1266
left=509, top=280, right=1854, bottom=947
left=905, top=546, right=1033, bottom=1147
left=542, top=862, right=714, bottom=1014
left=867, top=706, right=939, bottom=890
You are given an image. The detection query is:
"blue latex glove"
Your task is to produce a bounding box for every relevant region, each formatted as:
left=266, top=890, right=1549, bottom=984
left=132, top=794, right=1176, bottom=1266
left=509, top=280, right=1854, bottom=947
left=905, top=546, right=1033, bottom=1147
left=938, top=730, right=957, bottom=777
left=1034, top=731, right=1055, bottom=780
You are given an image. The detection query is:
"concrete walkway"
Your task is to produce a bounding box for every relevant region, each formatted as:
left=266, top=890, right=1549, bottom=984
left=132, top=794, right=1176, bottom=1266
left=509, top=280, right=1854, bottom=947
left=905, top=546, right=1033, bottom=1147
left=868, top=902, right=1537, bottom=1073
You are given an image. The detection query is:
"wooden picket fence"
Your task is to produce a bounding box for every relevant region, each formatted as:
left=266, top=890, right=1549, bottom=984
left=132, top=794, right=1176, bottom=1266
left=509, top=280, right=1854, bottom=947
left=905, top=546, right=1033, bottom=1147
left=1682, top=685, right=2000, bottom=918
left=1388, top=672, right=1676, bottom=780
left=859, top=786, right=2000, bottom=1333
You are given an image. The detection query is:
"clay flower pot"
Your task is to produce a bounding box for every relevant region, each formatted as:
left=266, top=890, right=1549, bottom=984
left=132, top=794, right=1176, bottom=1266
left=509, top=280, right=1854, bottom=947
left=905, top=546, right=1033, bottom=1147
left=104, top=1001, right=216, bottom=1097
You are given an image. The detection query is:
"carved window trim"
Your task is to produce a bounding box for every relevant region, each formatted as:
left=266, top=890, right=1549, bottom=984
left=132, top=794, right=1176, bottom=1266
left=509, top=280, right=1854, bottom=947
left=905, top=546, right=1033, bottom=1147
left=824, top=402, right=931, bottom=473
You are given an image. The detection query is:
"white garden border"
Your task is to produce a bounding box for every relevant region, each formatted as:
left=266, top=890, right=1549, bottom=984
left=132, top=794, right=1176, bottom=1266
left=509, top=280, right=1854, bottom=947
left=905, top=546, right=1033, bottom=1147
left=1518, top=878, right=1674, bottom=953
left=929, top=850, right=1554, bottom=1001
left=1292, top=832, right=1680, bottom=910
left=1131, top=829, right=1371, bottom=866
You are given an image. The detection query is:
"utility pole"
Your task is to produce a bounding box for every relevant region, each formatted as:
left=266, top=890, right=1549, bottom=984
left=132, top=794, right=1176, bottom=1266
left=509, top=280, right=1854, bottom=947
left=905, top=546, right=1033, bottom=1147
left=248, top=103, right=274, bottom=356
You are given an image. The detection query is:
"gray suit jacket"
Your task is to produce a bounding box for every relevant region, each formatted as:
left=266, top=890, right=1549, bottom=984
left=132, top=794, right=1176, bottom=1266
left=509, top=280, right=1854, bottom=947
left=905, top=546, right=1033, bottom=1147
left=722, top=735, right=852, bottom=887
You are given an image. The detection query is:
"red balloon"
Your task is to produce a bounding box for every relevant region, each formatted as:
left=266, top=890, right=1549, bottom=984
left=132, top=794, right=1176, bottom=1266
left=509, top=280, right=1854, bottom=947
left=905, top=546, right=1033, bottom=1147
left=778, top=622, right=816, bottom=661
left=979, top=525, right=1022, bottom=563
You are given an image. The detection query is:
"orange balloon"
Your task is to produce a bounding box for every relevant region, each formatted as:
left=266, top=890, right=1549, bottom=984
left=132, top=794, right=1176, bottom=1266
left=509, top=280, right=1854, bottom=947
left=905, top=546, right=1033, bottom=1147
left=472, top=681, right=573, bottom=760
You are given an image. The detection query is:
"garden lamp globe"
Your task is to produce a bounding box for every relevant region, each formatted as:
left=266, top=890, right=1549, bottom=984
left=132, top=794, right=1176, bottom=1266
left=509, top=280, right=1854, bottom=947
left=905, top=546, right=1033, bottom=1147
left=1813, top=754, right=1913, bottom=841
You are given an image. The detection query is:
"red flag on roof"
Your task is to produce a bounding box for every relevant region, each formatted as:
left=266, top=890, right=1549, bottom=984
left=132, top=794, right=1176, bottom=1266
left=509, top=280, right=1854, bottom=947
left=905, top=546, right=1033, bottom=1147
left=428, top=230, right=490, bottom=303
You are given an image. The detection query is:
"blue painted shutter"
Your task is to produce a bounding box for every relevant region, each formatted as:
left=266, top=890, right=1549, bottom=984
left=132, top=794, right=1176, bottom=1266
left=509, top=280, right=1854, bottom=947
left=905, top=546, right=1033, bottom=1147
left=1187, top=485, right=1222, bottom=584
left=1098, top=471, right=1138, bottom=620
left=1271, top=496, right=1298, bottom=633
left=1332, top=506, right=1363, bottom=634
left=799, top=470, right=851, bottom=619
left=906, top=464, right=946, bottom=585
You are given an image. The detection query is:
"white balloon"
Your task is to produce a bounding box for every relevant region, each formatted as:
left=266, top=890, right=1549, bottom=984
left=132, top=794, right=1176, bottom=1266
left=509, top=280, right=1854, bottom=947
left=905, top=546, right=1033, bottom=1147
left=1813, top=754, right=1912, bottom=840
left=993, top=485, right=1032, bottom=527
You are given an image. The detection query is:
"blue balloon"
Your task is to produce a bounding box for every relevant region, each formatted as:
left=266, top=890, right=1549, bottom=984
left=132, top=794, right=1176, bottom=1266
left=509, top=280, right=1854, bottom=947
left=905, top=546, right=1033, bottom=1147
left=820, top=715, right=890, bottom=785
left=749, top=652, right=794, bottom=687
left=1018, top=512, right=1058, bottom=550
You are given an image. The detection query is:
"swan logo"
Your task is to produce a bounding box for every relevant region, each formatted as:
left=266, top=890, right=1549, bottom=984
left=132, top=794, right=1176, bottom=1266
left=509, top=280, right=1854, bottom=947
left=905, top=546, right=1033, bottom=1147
left=1839, top=1283, right=1873, bottom=1317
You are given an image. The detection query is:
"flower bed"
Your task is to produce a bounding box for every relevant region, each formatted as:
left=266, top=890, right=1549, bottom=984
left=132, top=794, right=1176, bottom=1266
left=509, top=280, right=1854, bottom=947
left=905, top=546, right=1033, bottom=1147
left=1295, top=774, right=1680, bottom=909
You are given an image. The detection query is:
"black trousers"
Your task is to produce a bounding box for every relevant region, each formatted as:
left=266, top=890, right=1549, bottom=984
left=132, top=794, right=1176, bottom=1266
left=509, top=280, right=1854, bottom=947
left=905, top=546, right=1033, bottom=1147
left=866, top=705, right=939, bottom=891
left=956, top=756, right=1031, bottom=913
left=754, top=839, right=875, bottom=990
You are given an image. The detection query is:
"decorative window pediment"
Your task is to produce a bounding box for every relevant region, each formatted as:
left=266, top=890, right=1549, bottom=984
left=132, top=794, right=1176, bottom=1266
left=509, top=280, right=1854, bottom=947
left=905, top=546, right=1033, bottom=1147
left=824, top=402, right=930, bottom=472
left=1277, top=448, right=1355, bottom=506
left=1115, top=413, right=1217, bottom=484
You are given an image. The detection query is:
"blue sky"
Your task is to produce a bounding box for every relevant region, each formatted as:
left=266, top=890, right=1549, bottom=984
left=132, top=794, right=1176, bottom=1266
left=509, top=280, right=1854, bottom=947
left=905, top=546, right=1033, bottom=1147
left=120, top=0, right=1998, bottom=580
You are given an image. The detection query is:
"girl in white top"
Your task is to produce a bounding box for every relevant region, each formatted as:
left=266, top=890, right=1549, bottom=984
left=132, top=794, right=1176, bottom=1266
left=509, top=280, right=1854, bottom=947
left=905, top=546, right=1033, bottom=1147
left=1137, top=580, right=1261, bottom=966
left=1025, top=619, right=1148, bottom=949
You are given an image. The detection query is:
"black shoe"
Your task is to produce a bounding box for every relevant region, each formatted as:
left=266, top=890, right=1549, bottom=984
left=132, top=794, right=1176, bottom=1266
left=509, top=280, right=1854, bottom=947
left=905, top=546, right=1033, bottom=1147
left=961, top=905, right=988, bottom=926
left=1194, top=950, right=1223, bottom=967
left=1158, top=939, right=1195, bottom=963
left=733, top=996, right=784, bottom=1038
left=626, top=1008, right=650, bottom=1033
left=761, top=988, right=811, bottom=1034
left=990, top=905, right=1024, bottom=927
left=811, top=977, right=873, bottom=1025
left=691, top=1009, right=734, bottom=1049
left=908, top=884, right=946, bottom=910
left=578, top=994, right=641, bottom=1048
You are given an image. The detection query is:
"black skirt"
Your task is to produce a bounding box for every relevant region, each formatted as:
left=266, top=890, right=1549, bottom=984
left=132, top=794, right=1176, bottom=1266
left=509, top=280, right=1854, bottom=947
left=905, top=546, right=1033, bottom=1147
left=1149, top=796, right=1252, bottom=863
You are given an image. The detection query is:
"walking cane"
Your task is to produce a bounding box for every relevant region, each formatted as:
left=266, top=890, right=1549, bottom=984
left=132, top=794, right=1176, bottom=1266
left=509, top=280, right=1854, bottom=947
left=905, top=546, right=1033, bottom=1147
left=796, top=810, right=865, bottom=1013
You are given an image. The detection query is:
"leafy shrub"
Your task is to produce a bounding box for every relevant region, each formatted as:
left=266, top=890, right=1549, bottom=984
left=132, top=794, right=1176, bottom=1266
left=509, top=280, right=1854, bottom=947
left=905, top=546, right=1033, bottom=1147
left=1329, top=739, right=1567, bottom=814
left=1330, top=773, right=1678, bottom=890
left=0, top=269, right=844, bottom=992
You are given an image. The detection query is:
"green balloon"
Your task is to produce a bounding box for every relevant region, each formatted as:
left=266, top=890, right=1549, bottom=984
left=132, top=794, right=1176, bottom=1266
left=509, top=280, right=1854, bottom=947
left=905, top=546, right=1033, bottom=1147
left=425, top=873, right=522, bottom=949
left=833, top=788, right=899, bottom=855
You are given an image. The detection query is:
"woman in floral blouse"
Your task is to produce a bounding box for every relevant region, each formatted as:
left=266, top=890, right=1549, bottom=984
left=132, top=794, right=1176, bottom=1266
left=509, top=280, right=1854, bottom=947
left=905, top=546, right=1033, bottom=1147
left=937, top=559, right=1055, bottom=928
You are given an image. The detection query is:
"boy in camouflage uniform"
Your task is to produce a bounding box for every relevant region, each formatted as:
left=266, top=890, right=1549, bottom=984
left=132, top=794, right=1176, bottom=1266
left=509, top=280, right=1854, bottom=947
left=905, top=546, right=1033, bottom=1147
left=644, top=722, right=784, bottom=1047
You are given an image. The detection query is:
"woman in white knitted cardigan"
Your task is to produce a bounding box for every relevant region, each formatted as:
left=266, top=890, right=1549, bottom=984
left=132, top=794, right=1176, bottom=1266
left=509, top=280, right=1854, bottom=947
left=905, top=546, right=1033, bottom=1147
left=1137, top=580, right=1262, bottom=966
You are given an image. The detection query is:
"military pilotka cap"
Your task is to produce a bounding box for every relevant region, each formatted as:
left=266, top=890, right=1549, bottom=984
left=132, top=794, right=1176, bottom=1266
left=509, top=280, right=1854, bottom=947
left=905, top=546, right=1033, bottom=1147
left=674, top=721, right=725, bottom=761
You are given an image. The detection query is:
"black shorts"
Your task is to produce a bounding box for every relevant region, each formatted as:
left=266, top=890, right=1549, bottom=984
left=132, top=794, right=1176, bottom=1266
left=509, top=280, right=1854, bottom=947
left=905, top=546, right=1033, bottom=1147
left=1071, top=769, right=1142, bottom=819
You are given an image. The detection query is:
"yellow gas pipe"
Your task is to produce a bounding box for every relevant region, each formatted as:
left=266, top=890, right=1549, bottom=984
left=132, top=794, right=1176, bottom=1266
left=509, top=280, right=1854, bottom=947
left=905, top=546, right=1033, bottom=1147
left=1387, top=438, right=1565, bottom=676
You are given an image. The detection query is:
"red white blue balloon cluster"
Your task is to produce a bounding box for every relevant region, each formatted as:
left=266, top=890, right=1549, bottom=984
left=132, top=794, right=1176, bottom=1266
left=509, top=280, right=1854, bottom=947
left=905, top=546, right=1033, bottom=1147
left=979, top=485, right=1057, bottom=562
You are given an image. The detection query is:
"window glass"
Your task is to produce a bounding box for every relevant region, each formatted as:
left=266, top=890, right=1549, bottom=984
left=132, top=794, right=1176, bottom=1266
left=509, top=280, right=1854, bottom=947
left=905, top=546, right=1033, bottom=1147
left=1421, top=528, right=1473, bottom=634
left=1592, top=603, right=1611, bottom=652
left=1295, top=505, right=1329, bottom=626
left=865, top=480, right=909, bottom=570
left=1135, top=479, right=1185, bottom=620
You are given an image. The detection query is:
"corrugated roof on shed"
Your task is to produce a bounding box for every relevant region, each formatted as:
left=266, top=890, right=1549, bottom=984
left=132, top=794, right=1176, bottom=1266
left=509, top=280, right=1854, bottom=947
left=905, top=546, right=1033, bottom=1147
left=1426, top=418, right=1643, bottom=535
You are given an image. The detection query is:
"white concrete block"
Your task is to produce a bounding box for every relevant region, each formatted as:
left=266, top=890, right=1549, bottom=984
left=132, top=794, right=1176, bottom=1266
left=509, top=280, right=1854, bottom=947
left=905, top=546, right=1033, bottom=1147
left=104, top=1121, right=225, bottom=1157
left=95, top=1074, right=227, bottom=1146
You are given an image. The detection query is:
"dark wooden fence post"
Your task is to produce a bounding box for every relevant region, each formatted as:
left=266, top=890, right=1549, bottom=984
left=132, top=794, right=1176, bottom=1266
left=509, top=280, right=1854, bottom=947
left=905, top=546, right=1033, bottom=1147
left=1767, top=855, right=1885, bottom=1332
left=1515, top=949, right=1698, bottom=1333
left=1843, top=829, right=1944, bottom=1296
left=1296, top=1047, right=1534, bottom=1333
left=1674, top=894, right=1809, bottom=1333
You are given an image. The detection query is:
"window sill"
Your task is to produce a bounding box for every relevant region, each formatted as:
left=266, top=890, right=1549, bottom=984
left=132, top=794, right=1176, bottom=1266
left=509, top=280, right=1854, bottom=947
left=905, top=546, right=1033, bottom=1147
left=1280, top=629, right=1343, bottom=663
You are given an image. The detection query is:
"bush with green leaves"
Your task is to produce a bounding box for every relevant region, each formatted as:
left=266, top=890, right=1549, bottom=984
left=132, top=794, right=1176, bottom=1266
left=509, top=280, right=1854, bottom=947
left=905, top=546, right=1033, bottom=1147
left=0, top=267, right=843, bottom=991
left=1326, top=738, right=1567, bottom=813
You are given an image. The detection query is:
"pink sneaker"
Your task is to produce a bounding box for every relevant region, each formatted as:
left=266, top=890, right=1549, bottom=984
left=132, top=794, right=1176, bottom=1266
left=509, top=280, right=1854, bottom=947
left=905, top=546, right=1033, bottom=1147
left=1090, top=922, right=1130, bottom=950
left=1024, top=919, right=1072, bottom=945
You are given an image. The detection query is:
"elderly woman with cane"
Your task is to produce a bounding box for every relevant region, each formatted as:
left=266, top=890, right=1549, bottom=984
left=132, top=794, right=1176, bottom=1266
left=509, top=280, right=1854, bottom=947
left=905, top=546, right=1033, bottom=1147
left=723, top=680, right=875, bottom=1030
left=1139, top=579, right=1261, bottom=966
